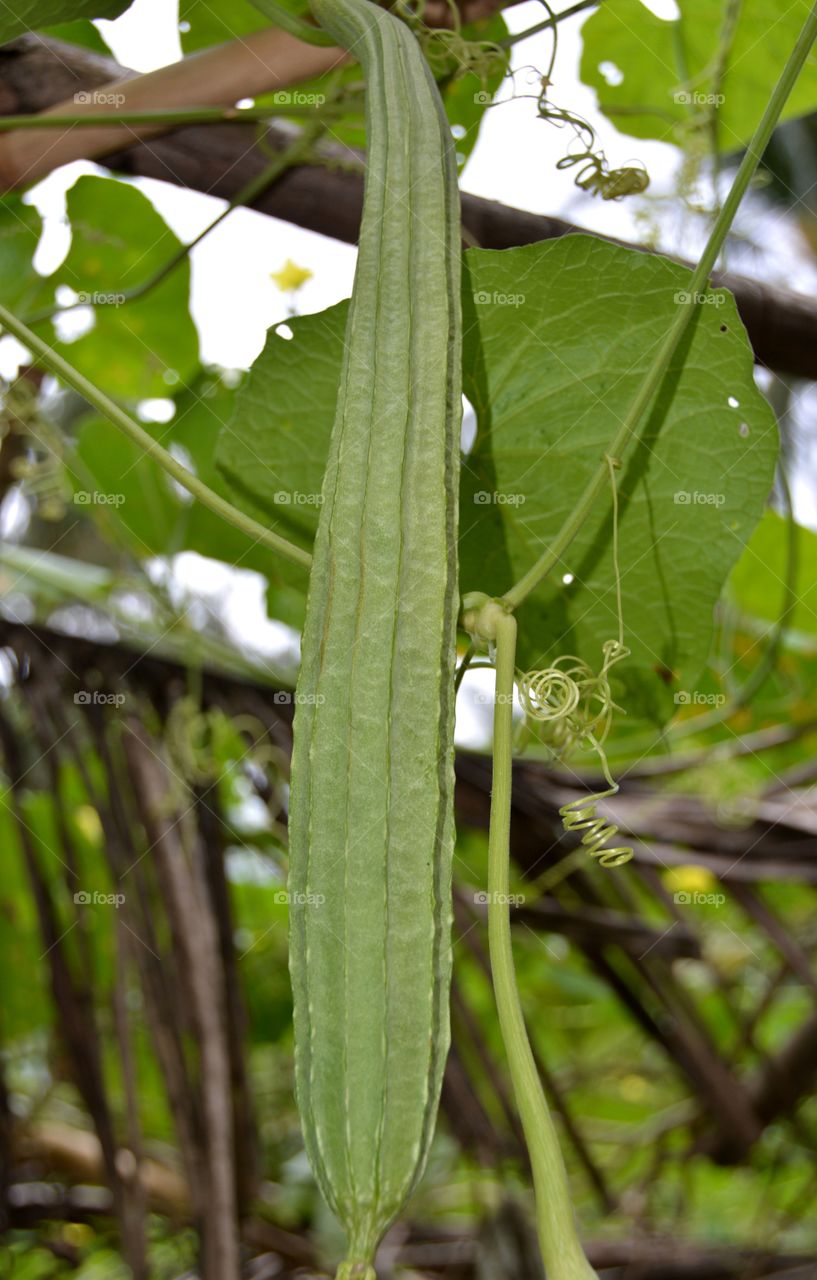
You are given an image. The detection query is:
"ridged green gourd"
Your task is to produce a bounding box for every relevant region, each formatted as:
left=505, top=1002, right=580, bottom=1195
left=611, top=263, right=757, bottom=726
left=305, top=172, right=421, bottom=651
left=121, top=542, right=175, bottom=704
left=287, top=0, right=462, bottom=1275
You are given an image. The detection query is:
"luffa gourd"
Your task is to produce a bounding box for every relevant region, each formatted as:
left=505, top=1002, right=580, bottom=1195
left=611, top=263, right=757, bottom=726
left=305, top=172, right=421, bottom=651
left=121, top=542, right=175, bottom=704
left=287, top=0, right=461, bottom=1274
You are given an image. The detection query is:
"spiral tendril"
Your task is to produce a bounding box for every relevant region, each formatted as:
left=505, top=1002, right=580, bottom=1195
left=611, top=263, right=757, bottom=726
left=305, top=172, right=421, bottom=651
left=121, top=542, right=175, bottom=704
left=518, top=456, right=634, bottom=867
left=530, top=0, right=648, bottom=201
left=395, top=0, right=508, bottom=84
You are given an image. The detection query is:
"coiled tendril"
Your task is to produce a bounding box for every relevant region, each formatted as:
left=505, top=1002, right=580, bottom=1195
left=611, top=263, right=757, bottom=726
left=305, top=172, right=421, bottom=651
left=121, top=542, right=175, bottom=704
left=532, top=0, right=648, bottom=201
left=395, top=0, right=508, bottom=84
left=540, top=91, right=649, bottom=201
left=518, top=457, right=634, bottom=867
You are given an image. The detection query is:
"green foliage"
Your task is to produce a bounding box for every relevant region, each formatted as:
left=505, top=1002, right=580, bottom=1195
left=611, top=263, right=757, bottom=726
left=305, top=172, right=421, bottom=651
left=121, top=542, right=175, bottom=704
left=460, top=237, right=777, bottom=713
left=580, top=0, right=817, bottom=149
left=215, top=310, right=342, bottom=625
left=42, top=18, right=114, bottom=52
left=222, top=238, right=775, bottom=723
left=179, top=0, right=269, bottom=50
left=0, top=0, right=128, bottom=45
left=423, top=11, right=509, bottom=165
left=0, top=796, right=51, bottom=1042
left=35, top=176, right=199, bottom=400
left=71, top=369, right=305, bottom=610
left=2, top=0, right=816, bottom=1271
left=216, top=308, right=343, bottom=546
left=178, top=0, right=503, bottom=165
left=729, top=508, right=817, bottom=639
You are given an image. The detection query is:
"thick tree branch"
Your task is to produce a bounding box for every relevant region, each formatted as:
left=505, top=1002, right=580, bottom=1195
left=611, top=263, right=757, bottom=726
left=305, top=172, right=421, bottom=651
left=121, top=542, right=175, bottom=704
left=0, top=31, right=345, bottom=188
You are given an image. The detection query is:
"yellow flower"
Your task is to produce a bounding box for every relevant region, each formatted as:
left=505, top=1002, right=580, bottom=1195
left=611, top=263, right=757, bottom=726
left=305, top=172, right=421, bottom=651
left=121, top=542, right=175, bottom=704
left=664, top=864, right=717, bottom=894
left=619, top=1073, right=648, bottom=1102
left=74, top=803, right=103, bottom=845
left=271, top=259, right=313, bottom=293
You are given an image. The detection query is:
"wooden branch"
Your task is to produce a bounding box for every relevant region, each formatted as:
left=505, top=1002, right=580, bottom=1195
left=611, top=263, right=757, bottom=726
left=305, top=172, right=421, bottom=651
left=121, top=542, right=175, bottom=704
left=0, top=0, right=524, bottom=186
left=1, top=38, right=816, bottom=380
left=0, top=31, right=345, bottom=189
left=123, top=720, right=241, bottom=1280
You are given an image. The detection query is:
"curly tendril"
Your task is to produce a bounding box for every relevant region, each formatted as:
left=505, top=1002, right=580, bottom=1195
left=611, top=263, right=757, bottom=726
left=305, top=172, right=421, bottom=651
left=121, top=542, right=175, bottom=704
left=530, top=0, right=648, bottom=200
left=393, top=0, right=508, bottom=84
left=540, top=91, right=649, bottom=200
left=558, top=748, right=633, bottom=868
left=517, top=456, right=634, bottom=867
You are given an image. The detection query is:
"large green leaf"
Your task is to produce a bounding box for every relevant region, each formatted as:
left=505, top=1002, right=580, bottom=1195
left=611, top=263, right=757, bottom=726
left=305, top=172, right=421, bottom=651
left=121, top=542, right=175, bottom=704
left=0, top=0, right=128, bottom=44
left=179, top=0, right=268, bottom=50
left=460, top=237, right=777, bottom=719
left=579, top=0, right=817, bottom=149
left=215, top=305, right=346, bottom=626
left=36, top=175, right=199, bottom=400
left=216, top=238, right=776, bottom=725
left=43, top=18, right=115, bottom=52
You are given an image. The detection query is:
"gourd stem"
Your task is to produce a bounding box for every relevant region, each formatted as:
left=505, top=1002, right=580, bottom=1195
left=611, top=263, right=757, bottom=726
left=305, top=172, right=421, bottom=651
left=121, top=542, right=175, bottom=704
left=335, top=1263, right=376, bottom=1279
left=0, top=301, right=312, bottom=571
left=502, top=1, right=817, bottom=612
left=488, top=609, right=597, bottom=1280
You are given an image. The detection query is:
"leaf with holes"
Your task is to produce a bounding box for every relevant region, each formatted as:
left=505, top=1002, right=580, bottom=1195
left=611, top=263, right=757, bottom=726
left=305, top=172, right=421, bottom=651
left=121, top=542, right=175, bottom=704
left=579, top=0, right=817, bottom=148
left=459, top=236, right=777, bottom=723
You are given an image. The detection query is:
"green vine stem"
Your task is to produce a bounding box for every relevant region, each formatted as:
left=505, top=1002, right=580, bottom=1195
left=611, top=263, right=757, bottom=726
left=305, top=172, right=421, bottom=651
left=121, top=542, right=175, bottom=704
left=459, top=14, right=817, bottom=1277
left=499, top=0, right=601, bottom=50
left=467, top=596, right=597, bottom=1280
left=0, top=103, right=351, bottom=130
left=0, top=303, right=311, bottom=570
left=502, top=1, right=817, bottom=612
left=21, top=125, right=323, bottom=329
